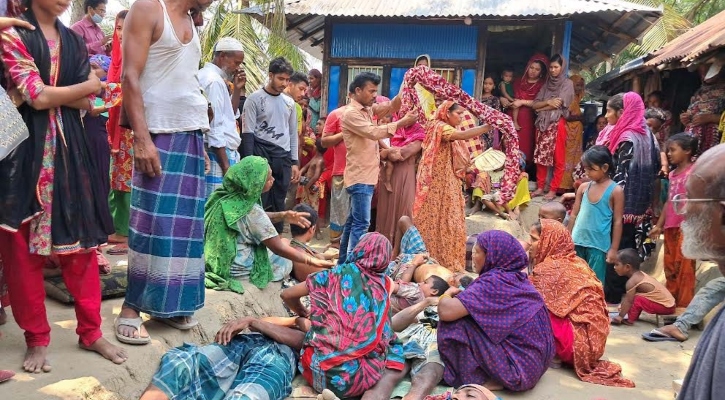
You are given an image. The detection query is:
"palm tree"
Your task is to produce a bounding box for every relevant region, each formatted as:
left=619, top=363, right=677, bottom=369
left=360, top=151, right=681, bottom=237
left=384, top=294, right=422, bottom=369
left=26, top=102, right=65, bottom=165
left=610, top=0, right=692, bottom=68
left=199, top=0, right=308, bottom=91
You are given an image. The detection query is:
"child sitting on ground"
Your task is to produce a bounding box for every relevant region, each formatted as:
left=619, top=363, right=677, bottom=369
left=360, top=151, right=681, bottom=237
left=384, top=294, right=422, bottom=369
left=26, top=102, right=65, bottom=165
left=611, top=249, right=676, bottom=325
left=538, top=201, right=567, bottom=224
left=390, top=260, right=450, bottom=314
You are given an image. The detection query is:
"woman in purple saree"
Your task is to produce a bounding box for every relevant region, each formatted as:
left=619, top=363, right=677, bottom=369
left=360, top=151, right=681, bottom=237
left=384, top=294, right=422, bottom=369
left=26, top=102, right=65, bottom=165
left=437, top=230, right=554, bottom=392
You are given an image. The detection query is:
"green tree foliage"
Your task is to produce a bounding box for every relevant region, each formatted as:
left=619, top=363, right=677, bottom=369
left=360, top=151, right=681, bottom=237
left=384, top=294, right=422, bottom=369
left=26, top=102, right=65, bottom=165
left=583, top=0, right=725, bottom=81
left=199, top=0, right=308, bottom=92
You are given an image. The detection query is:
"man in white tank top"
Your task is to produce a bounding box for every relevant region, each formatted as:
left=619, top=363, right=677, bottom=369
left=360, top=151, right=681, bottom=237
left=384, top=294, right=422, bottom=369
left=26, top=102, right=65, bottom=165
left=115, top=0, right=214, bottom=345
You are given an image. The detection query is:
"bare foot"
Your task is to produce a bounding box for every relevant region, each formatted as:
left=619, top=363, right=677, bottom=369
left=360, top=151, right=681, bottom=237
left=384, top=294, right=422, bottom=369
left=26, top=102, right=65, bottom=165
left=483, top=380, right=504, bottom=391
left=0, top=307, right=6, bottom=325
left=23, top=346, right=52, bottom=373
left=543, top=191, right=557, bottom=201
left=510, top=210, right=519, bottom=221
left=466, top=202, right=482, bottom=217
left=657, top=324, right=688, bottom=342
left=384, top=180, right=393, bottom=193
left=108, top=234, right=128, bottom=244
left=530, top=189, right=545, bottom=197
left=80, top=337, right=128, bottom=364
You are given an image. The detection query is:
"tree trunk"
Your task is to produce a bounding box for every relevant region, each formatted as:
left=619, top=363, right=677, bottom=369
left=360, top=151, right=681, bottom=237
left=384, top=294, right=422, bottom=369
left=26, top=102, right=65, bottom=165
left=70, top=0, right=86, bottom=25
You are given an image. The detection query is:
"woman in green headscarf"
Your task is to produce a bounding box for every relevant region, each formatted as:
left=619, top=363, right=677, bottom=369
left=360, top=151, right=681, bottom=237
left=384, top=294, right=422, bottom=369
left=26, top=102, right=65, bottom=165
left=204, top=156, right=333, bottom=293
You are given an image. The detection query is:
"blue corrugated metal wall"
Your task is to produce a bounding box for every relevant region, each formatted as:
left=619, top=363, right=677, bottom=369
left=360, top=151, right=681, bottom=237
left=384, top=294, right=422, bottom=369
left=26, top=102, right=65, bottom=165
left=327, top=65, right=341, bottom=113
left=462, top=69, right=476, bottom=96
left=389, top=68, right=407, bottom=98
left=331, top=24, right=478, bottom=60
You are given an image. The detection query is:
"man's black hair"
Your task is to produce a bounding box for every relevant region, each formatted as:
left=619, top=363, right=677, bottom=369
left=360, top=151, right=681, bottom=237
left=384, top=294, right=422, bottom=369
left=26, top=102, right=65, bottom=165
left=269, top=57, right=294, bottom=75
left=348, top=72, right=381, bottom=94
left=290, top=72, right=309, bottom=85
left=84, top=0, right=107, bottom=13
left=290, top=204, right=318, bottom=237
left=428, top=275, right=450, bottom=296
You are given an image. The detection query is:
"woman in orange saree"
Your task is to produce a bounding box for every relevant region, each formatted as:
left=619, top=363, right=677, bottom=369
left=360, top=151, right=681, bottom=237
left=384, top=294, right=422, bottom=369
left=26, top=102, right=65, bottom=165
left=561, top=75, right=586, bottom=190
left=529, top=219, right=635, bottom=387
left=412, top=101, right=490, bottom=272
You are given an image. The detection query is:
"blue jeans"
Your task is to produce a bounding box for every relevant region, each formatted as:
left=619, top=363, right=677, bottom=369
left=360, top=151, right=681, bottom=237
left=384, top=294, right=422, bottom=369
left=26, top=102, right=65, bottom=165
left=338, top=184, right=375, bottom=264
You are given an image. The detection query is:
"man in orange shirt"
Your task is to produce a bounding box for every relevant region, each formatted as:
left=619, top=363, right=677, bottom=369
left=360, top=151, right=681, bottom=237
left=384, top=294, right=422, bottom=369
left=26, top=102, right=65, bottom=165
left=337, top=73, right=417, bottom=262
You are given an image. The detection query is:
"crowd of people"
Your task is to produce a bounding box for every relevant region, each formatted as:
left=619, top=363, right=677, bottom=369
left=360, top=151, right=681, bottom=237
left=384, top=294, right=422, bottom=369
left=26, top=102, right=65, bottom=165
left=1, top=0, right=725, bottom=398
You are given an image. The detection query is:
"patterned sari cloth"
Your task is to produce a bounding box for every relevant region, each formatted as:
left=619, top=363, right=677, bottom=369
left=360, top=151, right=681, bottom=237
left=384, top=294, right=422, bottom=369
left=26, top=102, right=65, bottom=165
left=685, top=82, right=725, bottom=154
left=106, top=14, right=133, bottom=194
left=0, top=12, right=114, bottom=254
left=512, top=54, right=548, bottom=164
left=533, top=59, right=575, bottom=169
left=609, top=93, right=659, bottom=259
left=529, top=220, right=635, bottom=387
left=301, top=233, right=404, bottom=398
left=561, top=75, right=585, bottom=190
left=437, top=231, right=554, bottom=391
left=151, top=333, right=297, bottom=400
left=399, top=66, right=520, bottom=203
left=411, top=101, right=467, bottom=271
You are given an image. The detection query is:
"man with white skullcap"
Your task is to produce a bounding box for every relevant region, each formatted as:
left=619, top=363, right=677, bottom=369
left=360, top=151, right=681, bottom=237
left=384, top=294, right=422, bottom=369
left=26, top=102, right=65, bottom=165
left=199, top=37, right=247, bottom=196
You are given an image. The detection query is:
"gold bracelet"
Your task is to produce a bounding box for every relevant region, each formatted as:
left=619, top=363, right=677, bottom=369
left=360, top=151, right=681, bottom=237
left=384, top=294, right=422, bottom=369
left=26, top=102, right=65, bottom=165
left=439, top=294, right=451, bottom=300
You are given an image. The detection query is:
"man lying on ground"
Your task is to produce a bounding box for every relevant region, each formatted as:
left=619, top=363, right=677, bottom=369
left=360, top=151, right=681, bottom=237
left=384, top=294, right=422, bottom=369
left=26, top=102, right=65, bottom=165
left=140, top=316, right=307, bottom=400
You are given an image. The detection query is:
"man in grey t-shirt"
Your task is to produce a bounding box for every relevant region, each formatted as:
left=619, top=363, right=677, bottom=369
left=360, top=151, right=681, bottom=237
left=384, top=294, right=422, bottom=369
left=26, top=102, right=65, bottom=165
left=242, top=57, right=300, bottom=233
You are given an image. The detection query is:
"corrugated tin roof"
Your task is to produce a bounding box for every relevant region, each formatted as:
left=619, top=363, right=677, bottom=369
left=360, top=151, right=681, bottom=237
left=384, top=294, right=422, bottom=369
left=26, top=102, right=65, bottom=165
left=281, top=0, right=660, bottom=18
left=587, top=56, right=646, bottom=97
left=645, top=9, right=725, bottom=67
left=238, top=0, right=662, bottom=66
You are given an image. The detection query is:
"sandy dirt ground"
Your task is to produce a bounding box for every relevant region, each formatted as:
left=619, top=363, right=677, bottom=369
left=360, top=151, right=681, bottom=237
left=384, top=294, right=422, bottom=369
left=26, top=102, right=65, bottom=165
left=0, top=198, right=720, bottom=400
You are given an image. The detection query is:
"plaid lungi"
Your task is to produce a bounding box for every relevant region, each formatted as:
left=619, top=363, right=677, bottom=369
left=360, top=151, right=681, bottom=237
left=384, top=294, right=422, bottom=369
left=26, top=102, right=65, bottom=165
left=126, top=131, right=206, bottom=317
left=152, top=333, right=297, bottom=400
left=206, top=147, right=240, bottom=197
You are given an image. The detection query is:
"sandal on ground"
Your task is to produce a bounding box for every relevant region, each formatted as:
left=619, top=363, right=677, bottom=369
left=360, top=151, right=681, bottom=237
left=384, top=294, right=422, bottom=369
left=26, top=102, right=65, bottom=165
left=151, top=316, right=199, bottom=331
left=107, top=245, right=129, bottom=255
left=641, top=329, right=679, bottom=342
left=0, top=370, right=15, bottom=383
left=114, top=317, right=151, bottom=345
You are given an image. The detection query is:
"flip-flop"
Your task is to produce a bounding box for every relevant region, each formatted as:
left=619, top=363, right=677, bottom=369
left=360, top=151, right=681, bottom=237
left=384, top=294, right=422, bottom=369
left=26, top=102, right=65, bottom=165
left=0, top=370, right=15, bottom=383
left=114, top=317, right=151, bottom=345
left=642, top=329, right=679, bottom=342
left=151, top=316, right=199, bottom=330
left=107, top=245, right=128, bottom=255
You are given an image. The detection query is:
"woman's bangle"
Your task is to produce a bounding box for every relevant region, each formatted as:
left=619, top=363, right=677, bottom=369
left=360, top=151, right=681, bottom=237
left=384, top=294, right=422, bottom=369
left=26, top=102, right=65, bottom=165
left=439, top=294, right=451, bottom=300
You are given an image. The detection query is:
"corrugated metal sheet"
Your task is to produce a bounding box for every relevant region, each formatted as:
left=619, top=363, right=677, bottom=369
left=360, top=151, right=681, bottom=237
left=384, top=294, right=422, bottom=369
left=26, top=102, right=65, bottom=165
left=238, top=0, right=662, bottom=67
left=587, top=56, right=646, bottom=97
left=645, top=9, right=725, bottom=67
left=331, top=24, right=479, bottom=60
left=282, top=0, right=660, bottom=18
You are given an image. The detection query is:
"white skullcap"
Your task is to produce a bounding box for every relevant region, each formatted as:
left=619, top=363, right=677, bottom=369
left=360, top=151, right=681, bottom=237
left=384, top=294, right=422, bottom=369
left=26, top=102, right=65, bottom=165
left=215, top=37, right=244, bottom=52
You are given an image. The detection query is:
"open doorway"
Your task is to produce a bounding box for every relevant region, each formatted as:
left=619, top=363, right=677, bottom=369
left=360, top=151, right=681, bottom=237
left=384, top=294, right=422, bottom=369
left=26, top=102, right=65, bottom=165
left=484, top=24, right=553, bottom=95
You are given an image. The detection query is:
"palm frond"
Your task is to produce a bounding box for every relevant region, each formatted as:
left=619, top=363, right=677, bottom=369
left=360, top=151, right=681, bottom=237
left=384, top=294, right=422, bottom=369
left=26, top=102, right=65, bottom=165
left=199, top=0, right=309, bottom=92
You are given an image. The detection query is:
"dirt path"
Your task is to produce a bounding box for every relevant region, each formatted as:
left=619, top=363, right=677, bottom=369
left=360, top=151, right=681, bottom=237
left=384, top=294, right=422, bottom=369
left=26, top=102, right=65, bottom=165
left=0, top=200, right=708, bottom=399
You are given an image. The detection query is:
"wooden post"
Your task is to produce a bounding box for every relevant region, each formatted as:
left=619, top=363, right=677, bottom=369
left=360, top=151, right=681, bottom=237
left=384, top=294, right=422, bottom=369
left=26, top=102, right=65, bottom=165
left=321, top=18, right=331, bottom=114
left=632, top=75, right=642, bottom=96
left=474, top=23, right=488, bottom=101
